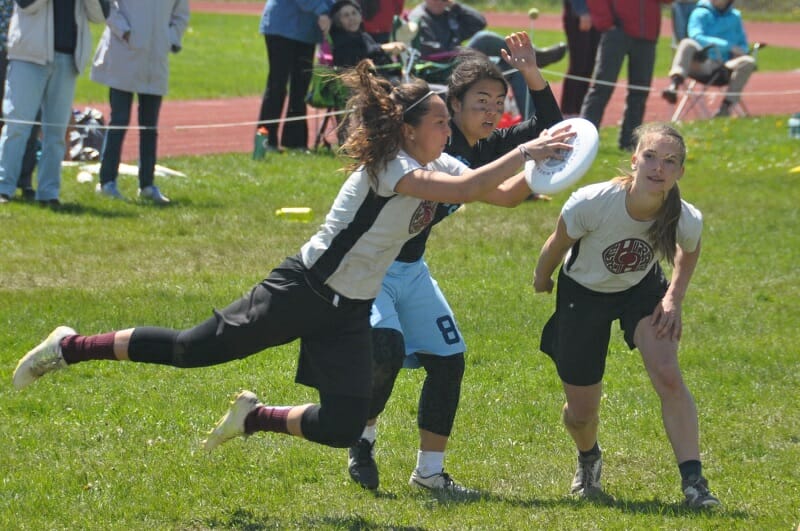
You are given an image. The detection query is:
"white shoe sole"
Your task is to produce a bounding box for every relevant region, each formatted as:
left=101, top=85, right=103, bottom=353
left=13, top=326, right=76, bottom=389
left=203, top=390, right=260, bottom=453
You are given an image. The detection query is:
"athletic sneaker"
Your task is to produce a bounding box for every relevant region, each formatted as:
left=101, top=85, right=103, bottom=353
left=96, top=180, right=126, bottom=200
left=13, top=326, right=76, bottom=390
left=347, top=438, right=379, bottom=490
left=409, top=469, right=476, bottom=495
left=570, top=453, right=603, bottom=497
left=138, top=185, right=170, bottom=204
left=203, top=390, right=260, bottom=453
left=683, top=475, right=721, bottom=508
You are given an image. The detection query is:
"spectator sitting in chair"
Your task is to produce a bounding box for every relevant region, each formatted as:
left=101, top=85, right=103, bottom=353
left=407, top=0, right=566, bottom=119
left=329, top=0, right=405, bottom=68
left=661, top=0, right=755, bottom=118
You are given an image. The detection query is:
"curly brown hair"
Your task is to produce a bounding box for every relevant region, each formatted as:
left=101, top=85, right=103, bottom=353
left=338, top=60, right=437, bottom=183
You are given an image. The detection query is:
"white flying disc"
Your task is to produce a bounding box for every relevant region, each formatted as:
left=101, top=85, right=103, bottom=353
left=524, top=117, right=599, bottom=195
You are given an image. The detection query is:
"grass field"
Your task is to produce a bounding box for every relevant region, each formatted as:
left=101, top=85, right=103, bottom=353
left=1, top=116, right=799, bottom=529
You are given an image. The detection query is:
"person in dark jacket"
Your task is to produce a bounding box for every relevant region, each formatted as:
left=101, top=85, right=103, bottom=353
left=329, top=0, right=405, bottom=68
left=579, top=0, right=670, bottom=151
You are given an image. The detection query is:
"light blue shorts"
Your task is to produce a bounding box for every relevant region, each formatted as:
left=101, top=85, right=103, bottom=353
left=371, top=259, right=466, bottom=368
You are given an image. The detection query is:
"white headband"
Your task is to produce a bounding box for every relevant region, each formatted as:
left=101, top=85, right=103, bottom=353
left=404, top=90, right=436, bottom=115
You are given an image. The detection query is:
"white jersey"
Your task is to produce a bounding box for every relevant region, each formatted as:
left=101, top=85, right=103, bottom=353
left=301, top=150, right=467, bottom=300
left=561, top=181, right=702, bottom=293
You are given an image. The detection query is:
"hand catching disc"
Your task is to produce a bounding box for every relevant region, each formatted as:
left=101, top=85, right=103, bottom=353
left=524, top=117, right=599, bottom=195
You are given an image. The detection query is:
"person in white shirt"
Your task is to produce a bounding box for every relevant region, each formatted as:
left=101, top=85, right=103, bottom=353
left=533, top=122, right=721, bottom=508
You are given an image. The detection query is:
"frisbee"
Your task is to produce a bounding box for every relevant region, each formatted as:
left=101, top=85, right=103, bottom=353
left=524, top=117, right=599, bottom=195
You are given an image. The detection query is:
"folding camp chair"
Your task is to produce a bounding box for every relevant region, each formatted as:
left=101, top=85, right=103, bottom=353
left=670, top=42, right=762, bottom=122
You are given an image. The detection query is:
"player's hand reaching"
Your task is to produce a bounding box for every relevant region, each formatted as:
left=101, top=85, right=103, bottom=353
left=519, top=124, right=576, bottom=162
left=501, top=31, right=537, bottom=73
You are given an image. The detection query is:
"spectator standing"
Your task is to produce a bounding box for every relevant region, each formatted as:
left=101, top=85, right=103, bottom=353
left=257, top=0, right=333, bottom=152
left=580, top=0, right=669, bottom=151
left=661, top=0, right=754, bottom=118
left=560, top=0, right=600, bottom=117
left=360, top=0, right=403, bottom=44
left=0, top=0, right=109, bottom=206
left=91, top=0, right=189, bottom=204
left=0, top=0, right=37, bottom=201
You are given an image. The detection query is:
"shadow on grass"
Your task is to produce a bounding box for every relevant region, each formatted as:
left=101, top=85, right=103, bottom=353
left=491, top=490, right=750, bottom=519
left=196, top=508, right=426, bottom=531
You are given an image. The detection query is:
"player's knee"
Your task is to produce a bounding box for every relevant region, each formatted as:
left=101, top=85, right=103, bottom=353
left=562, top=403, right=598, bottom=431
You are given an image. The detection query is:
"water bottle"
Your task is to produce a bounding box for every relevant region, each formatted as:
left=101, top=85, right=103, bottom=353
left=789, top=113, right=800, bottom=139
left=275, top=207, right=313, bottom=222
left=253, top=126, right=269, bottom=160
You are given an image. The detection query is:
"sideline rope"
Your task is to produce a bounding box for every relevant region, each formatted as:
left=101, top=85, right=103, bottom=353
left=3, top=70, right=798, bottom=132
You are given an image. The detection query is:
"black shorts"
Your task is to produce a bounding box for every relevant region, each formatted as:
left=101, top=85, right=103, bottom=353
left=214, top=255, right=374, bottom=398
left=539, top=264, right=668, bottom=386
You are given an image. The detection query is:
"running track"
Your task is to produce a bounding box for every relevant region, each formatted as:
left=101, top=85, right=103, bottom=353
left=109, top=2, right=800, bottom=160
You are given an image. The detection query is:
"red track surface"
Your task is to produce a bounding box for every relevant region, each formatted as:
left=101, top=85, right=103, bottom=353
left=109, top=2, right=800, bottom=160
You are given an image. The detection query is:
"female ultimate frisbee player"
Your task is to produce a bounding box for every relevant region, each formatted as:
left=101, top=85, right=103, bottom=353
left=533, top=122, right=720, bottom=508
left=14, top=60, right=573, bottom=462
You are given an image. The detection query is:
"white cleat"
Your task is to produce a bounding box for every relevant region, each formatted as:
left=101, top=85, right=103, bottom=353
left=203, top=390, right=261, bottom=453
left=13, top=326, right=76, bottom=389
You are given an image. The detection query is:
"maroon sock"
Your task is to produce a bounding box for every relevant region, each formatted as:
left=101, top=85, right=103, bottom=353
left=244, top=406, right=291, bottom=435
left=60, top=333, right=117, bottom=364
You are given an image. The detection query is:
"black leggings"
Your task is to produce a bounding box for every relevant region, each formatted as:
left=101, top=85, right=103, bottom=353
left=127, top=325, right=370, bottom=448
left=369, top=328, right=465, bottom=437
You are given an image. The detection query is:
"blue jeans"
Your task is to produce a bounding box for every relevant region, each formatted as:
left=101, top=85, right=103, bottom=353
left=99, top=88, right=163, bottom=188
left=0, top=53, right=77, bottom=200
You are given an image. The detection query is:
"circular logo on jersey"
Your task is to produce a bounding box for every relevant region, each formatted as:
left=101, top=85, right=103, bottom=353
left=408, top=200, right=437, bottom=233
left=602, top=238, right=653, bottom=274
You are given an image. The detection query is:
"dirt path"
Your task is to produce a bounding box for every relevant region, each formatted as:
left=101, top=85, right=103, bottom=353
left=109, top=2, right=800, bottom=160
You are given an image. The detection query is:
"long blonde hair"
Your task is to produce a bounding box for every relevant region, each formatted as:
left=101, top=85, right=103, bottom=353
left=613, top=123, right=687, bottom=265
left=338, top=60, right=435, bottom=182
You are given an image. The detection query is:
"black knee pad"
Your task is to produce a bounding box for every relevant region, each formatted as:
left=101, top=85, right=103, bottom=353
left=368, top=328, right=406, bottom=419
left=300, top=395, right=370, bottom=448
left=417, top=353, right=465, bottom=436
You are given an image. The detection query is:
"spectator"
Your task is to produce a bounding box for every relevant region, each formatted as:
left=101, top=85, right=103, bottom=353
left=661, top=0, right=755, bottom=118
left=671, top=0, right=698, bottom=45
left=257, top=0, right=333, bottom=152
left=408, top=0, right=567, bottom=120
left=91, top=0, right=189, bottom=204
left=329, top=0, right=404, bottom=69
left=580, top=0, right=670, bottom=151
left=0, top=0, right=37, bottom=201
left=560, top=0, right=600, bottom=117
left=0, top=0, right=109, bottom=207
left=360, top=0, right=403, bottom=44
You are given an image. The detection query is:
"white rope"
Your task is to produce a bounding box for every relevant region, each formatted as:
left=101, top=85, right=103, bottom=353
left=3, top=72, right=797, bottom=132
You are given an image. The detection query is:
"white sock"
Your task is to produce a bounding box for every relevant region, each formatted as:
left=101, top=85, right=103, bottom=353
left=416, top=451, right=445, bottom=477
left=361, top=424, right=377, bottom=443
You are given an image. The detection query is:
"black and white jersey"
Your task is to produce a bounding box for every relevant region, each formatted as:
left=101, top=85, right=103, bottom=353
left=301, top=150, right=467, bottom=300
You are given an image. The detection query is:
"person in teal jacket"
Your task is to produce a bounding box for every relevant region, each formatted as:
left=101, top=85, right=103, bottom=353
left=661, top=0, right=755, bottom=118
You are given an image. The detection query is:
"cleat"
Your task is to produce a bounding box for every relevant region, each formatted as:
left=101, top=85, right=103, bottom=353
left=138, top=185, right=170, bottom=204
left=348, top=438, right=379, bottom=490
left=683, top=475, right=721, bottom=508
left=203, top=390, right=260, bottom=453
left=571, top=453, right=603, bottom=497
left=13, top=326, right=76, bottom=389
left=409, top=469, right=477, bottom=496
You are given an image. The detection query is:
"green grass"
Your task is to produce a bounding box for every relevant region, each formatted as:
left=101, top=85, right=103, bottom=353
left=73, top=12, right=798, bottom=105
left=1, top=116, right=799, bottom=529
